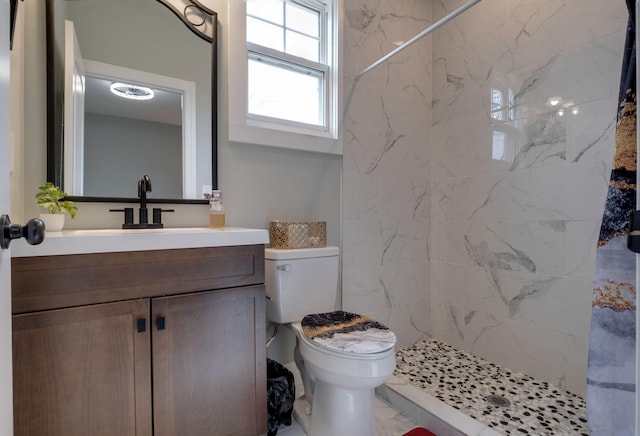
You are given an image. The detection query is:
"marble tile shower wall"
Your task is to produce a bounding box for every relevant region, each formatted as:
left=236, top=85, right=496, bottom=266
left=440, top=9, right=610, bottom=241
left=343, top=0, right=433, bottom=349
left=342, top=0, right=628, bottom=397
left=431, top=0, right=628, bottom=396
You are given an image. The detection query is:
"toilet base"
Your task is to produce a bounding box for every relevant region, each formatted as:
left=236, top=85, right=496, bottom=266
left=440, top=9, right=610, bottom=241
left=307, top=381, right=377, bottom=436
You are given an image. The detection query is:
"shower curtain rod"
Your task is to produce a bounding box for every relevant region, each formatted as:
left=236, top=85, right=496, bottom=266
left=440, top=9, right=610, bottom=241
left=355, top=0, right=482, bottom=80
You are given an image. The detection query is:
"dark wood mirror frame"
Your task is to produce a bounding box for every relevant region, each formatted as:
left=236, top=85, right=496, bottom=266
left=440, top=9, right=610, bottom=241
left=45, top=0, right=217, bottom=204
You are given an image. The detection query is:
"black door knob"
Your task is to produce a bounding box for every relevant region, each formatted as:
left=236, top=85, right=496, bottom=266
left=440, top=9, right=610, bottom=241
left=1, top=215, right=46, bottom=249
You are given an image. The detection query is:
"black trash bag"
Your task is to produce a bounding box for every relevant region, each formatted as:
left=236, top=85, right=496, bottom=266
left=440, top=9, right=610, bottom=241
left=267, top=358, right=296, bottom=436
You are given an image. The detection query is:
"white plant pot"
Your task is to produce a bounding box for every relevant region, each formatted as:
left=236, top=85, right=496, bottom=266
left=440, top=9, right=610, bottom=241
left=39, top=213, right=65, bottom=232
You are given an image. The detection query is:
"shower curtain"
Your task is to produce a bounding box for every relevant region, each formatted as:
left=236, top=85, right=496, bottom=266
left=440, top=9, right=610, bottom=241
left=586, top=0, right=637, bottom=434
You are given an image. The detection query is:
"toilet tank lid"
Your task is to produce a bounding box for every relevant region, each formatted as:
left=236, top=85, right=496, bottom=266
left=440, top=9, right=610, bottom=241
left=265, top=246, right=339, bottom=260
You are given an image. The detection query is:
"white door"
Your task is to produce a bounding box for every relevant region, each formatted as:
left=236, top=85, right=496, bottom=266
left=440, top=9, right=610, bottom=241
left=64, top=19, right=85, bottom=196
left=0, top=1, right=13, bottom=435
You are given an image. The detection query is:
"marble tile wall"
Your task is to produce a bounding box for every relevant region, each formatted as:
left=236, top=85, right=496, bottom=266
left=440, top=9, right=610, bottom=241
left=343, top=0, right=432, bottom=349
left=343, top=0, right=629, bottom=397
left=430, top=0, right=628, bottom=396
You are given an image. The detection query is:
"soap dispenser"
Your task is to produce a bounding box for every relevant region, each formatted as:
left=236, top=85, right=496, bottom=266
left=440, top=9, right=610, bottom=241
left=209, top=190, right=225, bottom=228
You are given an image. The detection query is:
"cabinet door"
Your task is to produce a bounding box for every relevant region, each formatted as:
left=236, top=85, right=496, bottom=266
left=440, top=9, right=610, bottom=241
left=12, top=299, right=152, bottom=436
left=152, top=286, right=266, bottom=436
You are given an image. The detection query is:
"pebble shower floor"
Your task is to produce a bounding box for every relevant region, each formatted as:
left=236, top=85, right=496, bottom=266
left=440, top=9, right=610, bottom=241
left=394, top=338, right=588, bottom=435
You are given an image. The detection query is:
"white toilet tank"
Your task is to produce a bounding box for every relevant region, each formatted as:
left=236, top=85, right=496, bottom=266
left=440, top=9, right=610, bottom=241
left=265, top=246, right=339, bottom=324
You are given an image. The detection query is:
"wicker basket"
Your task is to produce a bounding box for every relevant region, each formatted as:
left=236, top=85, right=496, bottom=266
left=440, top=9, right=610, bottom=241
left=269, top=221, right=327, bottom=249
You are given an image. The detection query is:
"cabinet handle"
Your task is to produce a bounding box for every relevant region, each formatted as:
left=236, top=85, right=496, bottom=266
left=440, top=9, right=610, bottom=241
left=157, top=317, right=166, bottom=331
left=137, top=318, right=147, bottom=333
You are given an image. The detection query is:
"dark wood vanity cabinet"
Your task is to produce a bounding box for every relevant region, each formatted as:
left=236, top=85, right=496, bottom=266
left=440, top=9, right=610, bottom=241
left=152, top=286, right=266, bottom=436
left=11, top=245, right=267, bottom=436
left=13, top=299, right=153, bottom=436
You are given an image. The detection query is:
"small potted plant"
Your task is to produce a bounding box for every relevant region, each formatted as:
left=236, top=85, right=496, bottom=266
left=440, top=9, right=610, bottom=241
left=35, top=182, right=78, bottom=231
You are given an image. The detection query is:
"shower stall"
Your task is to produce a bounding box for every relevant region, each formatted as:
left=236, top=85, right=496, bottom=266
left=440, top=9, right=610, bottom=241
left=341, top=0, right=629, bottom=432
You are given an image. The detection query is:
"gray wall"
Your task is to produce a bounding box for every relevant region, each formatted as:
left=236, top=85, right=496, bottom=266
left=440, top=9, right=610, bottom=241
left=84, top=113, right=182, bottom=198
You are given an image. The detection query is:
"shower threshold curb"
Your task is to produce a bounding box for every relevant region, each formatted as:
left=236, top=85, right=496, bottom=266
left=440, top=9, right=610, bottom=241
left=377, top=375, right=503, bottom=436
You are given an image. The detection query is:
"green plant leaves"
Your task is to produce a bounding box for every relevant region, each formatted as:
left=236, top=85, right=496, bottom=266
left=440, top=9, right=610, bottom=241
left=35, top=182, right=78, bottom=218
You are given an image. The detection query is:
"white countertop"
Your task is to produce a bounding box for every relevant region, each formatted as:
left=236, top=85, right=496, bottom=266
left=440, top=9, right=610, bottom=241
left=11, top=227, right=270, bottom=257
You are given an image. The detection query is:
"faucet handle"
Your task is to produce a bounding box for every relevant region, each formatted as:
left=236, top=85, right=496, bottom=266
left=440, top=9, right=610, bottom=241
left=109, top=208, right=134, bottom=227
left=153, top=208, right=175, bottom=226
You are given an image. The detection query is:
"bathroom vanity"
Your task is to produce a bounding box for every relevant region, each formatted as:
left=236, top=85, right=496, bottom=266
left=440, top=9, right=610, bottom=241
left=10, top=228, right=269, bottom=436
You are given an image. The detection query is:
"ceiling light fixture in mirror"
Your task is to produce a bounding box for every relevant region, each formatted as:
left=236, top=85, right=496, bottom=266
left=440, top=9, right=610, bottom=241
left=110, top=83, right=155, bottom=100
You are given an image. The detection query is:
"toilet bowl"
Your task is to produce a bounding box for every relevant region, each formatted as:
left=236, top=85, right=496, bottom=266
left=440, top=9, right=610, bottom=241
left=292, top=321, right=395, bottom=436
left=265, top=247, right=397, bottom=436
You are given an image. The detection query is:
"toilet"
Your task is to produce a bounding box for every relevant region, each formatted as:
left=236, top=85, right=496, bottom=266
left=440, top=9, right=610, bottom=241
left=265, top=246, right=397, bottom=436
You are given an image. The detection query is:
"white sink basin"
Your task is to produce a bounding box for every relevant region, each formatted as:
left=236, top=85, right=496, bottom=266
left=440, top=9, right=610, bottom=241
left=11, top=227, right=269, bottom=257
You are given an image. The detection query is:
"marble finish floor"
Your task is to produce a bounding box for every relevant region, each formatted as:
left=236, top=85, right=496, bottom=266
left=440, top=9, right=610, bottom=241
left=393, top=338, right=588, bottom=435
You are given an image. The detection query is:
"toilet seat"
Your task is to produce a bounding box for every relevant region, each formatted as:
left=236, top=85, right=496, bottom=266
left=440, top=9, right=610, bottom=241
left=300, top=311, right=396, bottom=355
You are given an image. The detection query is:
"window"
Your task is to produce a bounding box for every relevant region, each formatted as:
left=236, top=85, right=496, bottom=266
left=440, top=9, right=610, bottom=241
left=490, top=87, right=515, bottom=122
left=247, top=53, right=324, bottom=126
left=247, top=1, right=327, bottom=127
left=228, top=0, right=342, bottom=155
left=489, top=82, right=518, bottom=163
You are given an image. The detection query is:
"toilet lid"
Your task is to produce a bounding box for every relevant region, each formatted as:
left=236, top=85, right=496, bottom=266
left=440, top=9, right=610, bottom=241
left=301, top=311, right=396, bottom=354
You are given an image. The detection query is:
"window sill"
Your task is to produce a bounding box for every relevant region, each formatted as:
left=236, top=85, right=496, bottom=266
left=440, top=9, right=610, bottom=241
left=228, top=122, right=342, bottom=155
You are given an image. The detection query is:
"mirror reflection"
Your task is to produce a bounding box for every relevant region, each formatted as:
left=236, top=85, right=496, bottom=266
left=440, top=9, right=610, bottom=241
left=47, top=0, right=217, bottom=202
left=83, top=72, right=184, bottom=198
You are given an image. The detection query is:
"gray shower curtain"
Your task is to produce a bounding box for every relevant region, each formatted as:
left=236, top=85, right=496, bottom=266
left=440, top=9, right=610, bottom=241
left=586, top=0, right=637, bottom=434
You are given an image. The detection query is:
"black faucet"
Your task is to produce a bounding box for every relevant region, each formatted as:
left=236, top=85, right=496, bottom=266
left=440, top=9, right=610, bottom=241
left=110, top=175, right=174, bottom=228
left=138, top=174, right=152, bottom=224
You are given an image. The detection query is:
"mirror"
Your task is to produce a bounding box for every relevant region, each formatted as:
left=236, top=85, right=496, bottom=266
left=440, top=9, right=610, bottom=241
left=46, top=0, right=217, bottom=203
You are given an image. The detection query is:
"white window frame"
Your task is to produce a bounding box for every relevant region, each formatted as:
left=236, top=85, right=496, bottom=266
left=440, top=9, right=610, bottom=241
left=228, top=0, right=342, bottom=155
left=489, top=82, right=520, bottom=164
